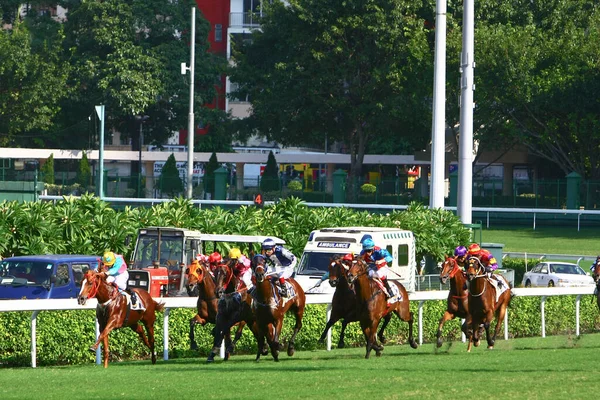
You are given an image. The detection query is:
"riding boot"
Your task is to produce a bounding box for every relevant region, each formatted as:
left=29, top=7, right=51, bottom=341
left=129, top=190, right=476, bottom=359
left=278, top=278, right=288, bottom=297
left=383, top=279, right=393, bottom=299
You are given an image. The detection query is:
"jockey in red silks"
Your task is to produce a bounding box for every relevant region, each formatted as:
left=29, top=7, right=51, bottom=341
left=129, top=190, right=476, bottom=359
left=229, top=248, right=253, bottom=291
left=467, top=243, right=504, bottom=289
left=359, top=238, right=393, bottom=299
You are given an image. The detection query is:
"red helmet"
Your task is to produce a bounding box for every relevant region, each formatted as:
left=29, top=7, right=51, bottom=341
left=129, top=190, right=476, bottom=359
left=208, top=252, right=222, bottom=264
left=342, top=253, right=354, bottom=262
left=468, top=243, right=481, bottom=256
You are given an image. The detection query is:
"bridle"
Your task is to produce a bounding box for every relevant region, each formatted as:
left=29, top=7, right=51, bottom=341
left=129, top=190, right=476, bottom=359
left=466, top=258, right=487, bottom=297
left=215, top=262, right=234, bottom=293
left=83, top=273, right=100, bottom=299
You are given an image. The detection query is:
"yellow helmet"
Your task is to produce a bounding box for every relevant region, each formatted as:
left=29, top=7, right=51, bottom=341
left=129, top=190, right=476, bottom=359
left=102, top=251, right=116, bottom=266
left=229, top=248, right=242, bottom=260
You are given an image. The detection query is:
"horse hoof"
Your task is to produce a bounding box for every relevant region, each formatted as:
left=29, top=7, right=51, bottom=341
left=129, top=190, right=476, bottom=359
left=224, top=352, right=230, bottom=361
left=410, top=340, right=418, bottom=349
left=337, top=342, right=345, bottom=349
left=287, top=346, right=295, bottom=357
left=436, top=339, right=443, bottom=348
left=88, top=346, right=96, bottom=353
left=378, top=335, right=387, bottom=345
left=190, top=343, right=198, bottom=351
left=375, top=350, right=382, bottom=357
left=487, top=346, right=494, bottom=350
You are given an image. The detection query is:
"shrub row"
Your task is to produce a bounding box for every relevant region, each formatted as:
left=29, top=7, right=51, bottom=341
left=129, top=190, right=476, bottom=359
left=2, top=295, right=599, bottom=367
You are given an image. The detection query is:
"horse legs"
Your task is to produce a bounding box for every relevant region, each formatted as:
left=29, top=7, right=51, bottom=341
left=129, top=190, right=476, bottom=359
left=394, top=301, right=418, bottom=349
left=255, top=332, right=266, bottom=362
left=338, top=320, right=349, bottom=348
left=135, top=321, right=158, bottom=364
left=361, top=321, right=381, bottom=359
left=266, top=322, right=280, bottom=362
left=436, top=311, right=454, bottom=348
left=228, top=321, right=247, bottom=355
left=287, top=305, right=304, bottom=357
left=102, top=335, right=109, bottom=368
left=490, top=301, right=509, bottom=349
left=318, top=312, right=341, bottom=345
left=189, top=314, right=206, bottom=351
left=377, top=314, right=392, bottom=344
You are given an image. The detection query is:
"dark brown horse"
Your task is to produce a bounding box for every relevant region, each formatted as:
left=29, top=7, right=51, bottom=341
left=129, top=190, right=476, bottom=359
left=347, top=257, right=418, bottom=359
left=592, top=257, right=600, bottom=311
left=436, top=256, right=471, bottom=347
left=77, top=269, right=165, bottom=368
left=251, top=254, right=305, bottom=362
left=318, top=255, right=392, bottom=348
left=465, top=256, right=511, bottom=352
left=207, top=260, right=259, bottom=362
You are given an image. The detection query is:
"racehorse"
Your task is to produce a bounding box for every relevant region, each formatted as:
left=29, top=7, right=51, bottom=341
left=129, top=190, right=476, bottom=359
left=592, top=258, right=600, bottom=312
left=77, top=269, right=165, bottom=368
left=436, top=256, right=471, bottom=347
left=186, top=260, right=240, bottom=353
left=465, top=256, right=511, bottom=352
left=347, top=256, right=418, bottom=359
left=251, top=255, right=306, bottom=362
left=207, top=260, right=260, bottom=362
left=318, top=255, right=392, bottom=348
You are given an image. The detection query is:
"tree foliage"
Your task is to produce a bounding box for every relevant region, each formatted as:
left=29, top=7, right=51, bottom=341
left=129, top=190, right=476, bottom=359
left=76, top=152, right=92, bottom=188
left=260, top=151, right=280, bottom=192
left=229, top=0, right=432, bottom=183
left=41, top=153, right=55, bottom=185
left=158, top=154, right=183, bottom=198
left=203, top=152, right=219, bottom=199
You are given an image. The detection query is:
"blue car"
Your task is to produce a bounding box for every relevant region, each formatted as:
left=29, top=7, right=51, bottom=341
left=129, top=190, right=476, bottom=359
left=0, top=255, right=100, bottom=300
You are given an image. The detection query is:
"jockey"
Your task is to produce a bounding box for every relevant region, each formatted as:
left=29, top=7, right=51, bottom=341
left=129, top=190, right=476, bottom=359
left=315, top=253, right=353, bottom=287
left=207, top=251, right=223, bottom=274
left=102, top=251, right=138, bottom=307
left=467, top=244, right=504, bottom=288
left=589, top=255, right=600, bottom=273
left=454, top=245, right=468, bottom=268
left=229, top=248, right=253, bottom=291
left=359, top=238, right=393, bottom=299
left=261, top=238, right=297, bottom=297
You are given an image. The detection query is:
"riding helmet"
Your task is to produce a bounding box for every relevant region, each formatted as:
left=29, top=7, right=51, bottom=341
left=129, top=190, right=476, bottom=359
left=229, top=248, right=242, bottom=259
left=208, top=252, right=222, bottom=264
left=361, top=238, right=375, bottom=250
left=262, top=238, right=276, bottom=250
left=467, top=243, right=481, bottom=255
left=102, top=251, right=116, bottom=266
left=454, top=246, right=468, bottom=257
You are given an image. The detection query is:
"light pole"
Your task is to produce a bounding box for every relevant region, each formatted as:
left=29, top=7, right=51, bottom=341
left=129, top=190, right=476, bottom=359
left=136, top=115, right=149, bottom=198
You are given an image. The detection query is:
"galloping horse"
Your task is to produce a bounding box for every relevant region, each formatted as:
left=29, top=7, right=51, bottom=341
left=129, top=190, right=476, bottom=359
left=251, top=255, right=306, bottom=362
left=465, top=256, right=511, bottom=352
left=78, top=269, right=165, bottom=368
left=347, top=257, right=418, bottom=359
left=318, top=255, right=392, bottom=348
left=186, top=260, right=233, bottom=351
left=592, top=258, right=600, bottom=312
left=436, top=256, right=471, bottom=347
left=207, top=260, right=259, bottom=362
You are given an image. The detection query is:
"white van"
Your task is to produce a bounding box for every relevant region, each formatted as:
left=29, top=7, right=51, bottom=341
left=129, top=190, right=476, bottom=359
left=294, top=227, right=417, bottom=294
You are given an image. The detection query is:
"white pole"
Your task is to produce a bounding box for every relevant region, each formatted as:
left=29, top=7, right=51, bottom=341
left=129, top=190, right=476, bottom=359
left=457, top=0, right=474, bottom=224
left=163, top=308, right=170, bottom=360
left=429, top=0, right=447, bottom=209
left=95, top=105, right=105, bottom=199
left=186, top=7, right=196, bottom=199
left=31, top=310, right=39, bottom=368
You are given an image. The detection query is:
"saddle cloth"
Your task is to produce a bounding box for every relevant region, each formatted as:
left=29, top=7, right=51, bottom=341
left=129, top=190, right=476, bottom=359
left=487, top=275, right=509, bottom=302
left=122, top=291, right=145, bottom=311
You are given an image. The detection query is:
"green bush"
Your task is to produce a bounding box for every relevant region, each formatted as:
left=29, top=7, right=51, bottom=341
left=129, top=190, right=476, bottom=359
left=361, top=183, right=376, bottom=194
left=287, top=180, right=303, bottom=191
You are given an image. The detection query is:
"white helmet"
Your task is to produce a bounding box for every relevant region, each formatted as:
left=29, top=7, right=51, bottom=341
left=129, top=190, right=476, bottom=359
left=262, top=238, right=276, bottom=250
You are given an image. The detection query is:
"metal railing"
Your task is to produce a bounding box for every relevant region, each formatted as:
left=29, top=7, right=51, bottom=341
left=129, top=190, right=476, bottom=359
left=1, top=286, right=594, bottom=368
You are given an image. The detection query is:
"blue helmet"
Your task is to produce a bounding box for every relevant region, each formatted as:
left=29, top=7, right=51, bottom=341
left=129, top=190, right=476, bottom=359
left=262, top=238, right=276, bottom=250
left=454, top=246, right=468, bottom=257
left=362, top=238, right=375, bottom=250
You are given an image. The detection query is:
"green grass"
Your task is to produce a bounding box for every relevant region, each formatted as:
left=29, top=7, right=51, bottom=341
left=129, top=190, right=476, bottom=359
left=0, top=334, right=598, bottom=399
left=480, top=226, right=600, bottom=255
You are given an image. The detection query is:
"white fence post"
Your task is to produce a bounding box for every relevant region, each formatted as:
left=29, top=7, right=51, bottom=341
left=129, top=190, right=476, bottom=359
left=576, top=295, right=581, bottom=337
left=31, top=310, right=39, bottom=368
left=418, top=301, right=425, bottom=345
left=326, top=303, right=332, bottom=351
left=541, top=295, right=547, bottom=338
left=163, top=308, right=170, bottom=360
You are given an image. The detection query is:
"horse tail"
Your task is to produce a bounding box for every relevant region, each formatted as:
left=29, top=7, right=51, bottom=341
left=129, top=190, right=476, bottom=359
left=154, top=301, right=166, bottom=312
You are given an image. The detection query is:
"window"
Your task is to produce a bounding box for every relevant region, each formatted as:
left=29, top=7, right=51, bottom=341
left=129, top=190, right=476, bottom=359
left=385, top=245, right=393, bottom=267
left=72, top=264, right=90, bottom=287
left=215, top=24, right=223, bottom=42
left=397, top=244, right=409, bottom=267
left=540, top=266, right=548, bottom=274
left=56, top=264, right=70, bottom=287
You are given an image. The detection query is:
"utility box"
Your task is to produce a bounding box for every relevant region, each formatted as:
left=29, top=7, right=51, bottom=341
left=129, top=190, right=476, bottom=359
left=481, top=242, right=504, bottom=268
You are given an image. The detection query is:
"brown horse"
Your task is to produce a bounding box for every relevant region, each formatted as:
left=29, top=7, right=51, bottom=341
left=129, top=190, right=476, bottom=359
left=347, top=257, right=418, bottom=359
left=436, top=256, right=471, bottom=347
left=465, top=256, right=511, bottom=352
left=318, top=255, right=392, bottom=348
left=77, top=269, right=165, bottom=368
left=206, top=260, right=259, bottom=362
left=592, top=257, right=600, bottom=312
left=186, top=260, right=238, bottom=353
left=251, top=254, right=305, bottom=362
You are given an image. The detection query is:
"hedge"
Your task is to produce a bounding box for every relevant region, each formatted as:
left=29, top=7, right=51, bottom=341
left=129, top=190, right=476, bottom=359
left=2, top=296, right=599, bottom=367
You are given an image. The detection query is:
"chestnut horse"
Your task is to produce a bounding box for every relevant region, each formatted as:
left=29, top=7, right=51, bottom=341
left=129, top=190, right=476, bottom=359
left=77, top=269, right=165, bottom=368
left=465, top=256, right=511, bottom=352
left=251, top=255, right=306, bottom=362
left=318, top=255, right=392, bottom=348
left=436, top=256, right=471, bottom=347
left=207, top=260, right=261, bottom=362
left=186, top=260, right=242, bottom=354
left=347, top=257, right=418, bottom=359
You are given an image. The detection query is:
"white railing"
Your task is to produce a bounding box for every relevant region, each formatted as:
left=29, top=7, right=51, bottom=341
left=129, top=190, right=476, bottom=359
left=0, top=286, right=595, bottom=368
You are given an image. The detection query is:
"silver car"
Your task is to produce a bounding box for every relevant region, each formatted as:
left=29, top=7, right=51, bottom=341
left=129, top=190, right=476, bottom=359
left=522, top=262, right=594, bottom=287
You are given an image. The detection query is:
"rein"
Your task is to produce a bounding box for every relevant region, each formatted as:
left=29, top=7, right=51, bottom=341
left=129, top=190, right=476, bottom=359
left=86, top=276, right=100, bottom=299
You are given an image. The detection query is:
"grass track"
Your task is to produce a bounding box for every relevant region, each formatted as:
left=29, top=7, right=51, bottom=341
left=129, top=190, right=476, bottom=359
left=1, top=334, right=599, bottom=399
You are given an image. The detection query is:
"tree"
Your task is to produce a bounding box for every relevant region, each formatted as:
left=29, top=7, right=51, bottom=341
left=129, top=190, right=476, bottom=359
left=41, top=153, right=55, bottom=185
left=229, top=0, right=432, bottom=197
left=76, top=152, right=92, bottom=188
left=260, top=151, right=280, bottom=192
left=158, top=154, right=183, bottom=198
left=203, top=152, right=219, bottom=199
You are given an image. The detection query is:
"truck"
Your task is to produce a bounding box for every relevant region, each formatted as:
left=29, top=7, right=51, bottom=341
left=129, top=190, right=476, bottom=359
left=294, top=227, right=417, bottom=294
left=128, top=226, right=285, bottom=297
left=0, top=255, right=100, bottom=299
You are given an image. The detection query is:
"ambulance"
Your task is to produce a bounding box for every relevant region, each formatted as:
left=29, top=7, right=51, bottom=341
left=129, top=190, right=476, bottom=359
left=294, top=227, right=417, bottom=294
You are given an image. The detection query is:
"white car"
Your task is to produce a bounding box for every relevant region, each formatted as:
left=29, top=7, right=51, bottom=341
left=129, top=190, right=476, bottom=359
left=522, top=262, right=594, bottom=287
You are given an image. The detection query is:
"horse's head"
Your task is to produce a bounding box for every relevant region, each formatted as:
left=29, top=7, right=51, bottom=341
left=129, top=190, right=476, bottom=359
left=213, top=260, right=234, bottom=297
left=593, top=257, right=600, bottom=283
left=440, top=257, right=461, bottom=284
left=328, top=254, right=353, bottom=287
left=78, top=269, right=103, bottom=305
left=347, top=256, right=367, bottom=285
left=185, top=260, right=205, bottom=296
left=465, top=256, right=484, bottom=281
left=252, top=254, right=268, bottom=283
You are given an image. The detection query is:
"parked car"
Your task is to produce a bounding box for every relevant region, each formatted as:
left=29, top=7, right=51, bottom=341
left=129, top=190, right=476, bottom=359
left=0, top=255, right=100, bottom=299
left=522, top=262, right=594, bottom=288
